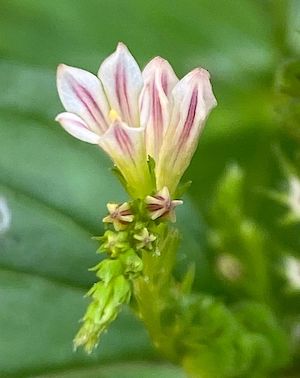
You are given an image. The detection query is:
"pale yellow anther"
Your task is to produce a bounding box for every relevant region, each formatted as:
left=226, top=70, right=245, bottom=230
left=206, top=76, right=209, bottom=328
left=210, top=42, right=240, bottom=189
left=109, top=109, right=121, bottom=122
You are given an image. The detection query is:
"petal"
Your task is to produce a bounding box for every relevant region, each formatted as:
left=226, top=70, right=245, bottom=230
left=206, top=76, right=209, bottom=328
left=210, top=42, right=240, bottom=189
left=156, top=68, right=217, bottom=194
left=149, top=208, right=166, bottom=220
left=145, top=196, right=164, bottom=206
left=119, top=214, right=134, bottom=223
left=139, top=57, right=178, bottom=160
left=103, top=215, right=113, bottom=223
left=172, top=199, right=183, bottom=207
left=107, top=203, right=119, bottom=213
left=142, top=57, right=178, bottom=99
left=98, top=43, right=142, bottom=127
left=160, top=186, right=171, bottom=199
left=118, top=202, right=132, bottom=214
left=98, top=120, right=152, bottom=198
left=55, top=112, right=101, bottom=144
left=57, top=64, right=110, bottom=134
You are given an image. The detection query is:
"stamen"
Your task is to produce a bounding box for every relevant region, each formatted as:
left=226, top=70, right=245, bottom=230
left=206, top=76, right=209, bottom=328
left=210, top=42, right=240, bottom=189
left=109, top=109, right=121, bottom=122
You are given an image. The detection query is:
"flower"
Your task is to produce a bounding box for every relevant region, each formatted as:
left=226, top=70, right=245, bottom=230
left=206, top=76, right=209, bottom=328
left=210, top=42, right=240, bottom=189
left=145, top=186, right=183, bottom=222
left=56, top=43, right=216, bottom=198
left=103, top=202, right=134, bottom=231
left=133, top=228, right=156, bottom=250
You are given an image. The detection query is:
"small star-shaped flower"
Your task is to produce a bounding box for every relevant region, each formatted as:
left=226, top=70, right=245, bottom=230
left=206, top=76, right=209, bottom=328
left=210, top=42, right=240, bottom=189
left=145, top=186, right=183, bottom=222
left=133, top=227, right=156, bottom=250
left=103, top=202, right=134, bottom=231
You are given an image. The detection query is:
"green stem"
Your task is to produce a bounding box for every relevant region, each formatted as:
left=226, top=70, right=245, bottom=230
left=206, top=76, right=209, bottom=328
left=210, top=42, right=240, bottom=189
left=132, top=227, right=181, bottom=362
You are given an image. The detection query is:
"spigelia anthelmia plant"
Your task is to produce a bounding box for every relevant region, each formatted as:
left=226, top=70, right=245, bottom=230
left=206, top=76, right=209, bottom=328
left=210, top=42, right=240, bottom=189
left=55, top=42, right=283, bottom=376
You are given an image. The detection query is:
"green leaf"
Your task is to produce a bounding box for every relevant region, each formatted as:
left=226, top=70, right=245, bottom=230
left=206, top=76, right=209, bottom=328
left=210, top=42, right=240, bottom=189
left=30, top=362, right=185, bottom=378
left=0, top=269, right=153, bottom=377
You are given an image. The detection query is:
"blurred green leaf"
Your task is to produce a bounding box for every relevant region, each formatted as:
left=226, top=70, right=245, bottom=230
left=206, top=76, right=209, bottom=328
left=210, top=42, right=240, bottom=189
left=0, top=269, right=154, bottom=377
left=0, top=0, right=273, bottom=75
left=30, top=362, right=185, bottom=378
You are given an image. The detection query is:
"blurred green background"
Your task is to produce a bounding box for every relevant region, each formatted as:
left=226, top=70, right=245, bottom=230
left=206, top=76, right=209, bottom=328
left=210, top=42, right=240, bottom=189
left=0, top=0, right=299, bottom=377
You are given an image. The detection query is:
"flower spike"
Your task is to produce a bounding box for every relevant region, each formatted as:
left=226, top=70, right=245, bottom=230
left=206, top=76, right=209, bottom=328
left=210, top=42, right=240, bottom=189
left=145, top=186, right=183, bottom=222
left=55, top=43, right=218, bottom=357
left=103, top=202, right=134, bottom=231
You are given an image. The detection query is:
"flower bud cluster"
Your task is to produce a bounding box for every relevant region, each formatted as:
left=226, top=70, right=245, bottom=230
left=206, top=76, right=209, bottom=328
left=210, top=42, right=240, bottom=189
left=74, top=187, right=182, bottom=352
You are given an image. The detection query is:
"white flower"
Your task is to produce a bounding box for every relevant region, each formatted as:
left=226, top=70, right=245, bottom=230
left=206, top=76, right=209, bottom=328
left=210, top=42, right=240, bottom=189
left=56, top=43, right=216, bottom=198
left=103, top=202, right=134, bottom=231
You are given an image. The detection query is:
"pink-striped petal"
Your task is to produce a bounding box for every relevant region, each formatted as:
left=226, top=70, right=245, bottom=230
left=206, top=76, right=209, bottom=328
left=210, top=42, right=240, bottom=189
left=139, top=57, right=178, bottom=160
left=156, top=68, right=217, bottom=194
left=98, top=120, right=152, bottom=198
left=57, top=64, right=110, bottom=135
left=98, top=43, right=142, bottom=127
left=55, top=112, right=101, bottom=144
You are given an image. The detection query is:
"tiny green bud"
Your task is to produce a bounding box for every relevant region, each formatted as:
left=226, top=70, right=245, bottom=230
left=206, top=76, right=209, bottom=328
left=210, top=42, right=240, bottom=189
left=119, top=249, right=143, bottom=275
left=99, top=230, right=130, bottom=257
left=96, top=259, right=123, bottom=283
left=74, top=275, right=132, bottom=353
left=111, top=275, right=132, bottom=305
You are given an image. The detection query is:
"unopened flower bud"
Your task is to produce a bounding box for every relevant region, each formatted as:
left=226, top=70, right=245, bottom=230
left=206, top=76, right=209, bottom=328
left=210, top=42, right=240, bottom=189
left=133, top=227, right=156, bottom=250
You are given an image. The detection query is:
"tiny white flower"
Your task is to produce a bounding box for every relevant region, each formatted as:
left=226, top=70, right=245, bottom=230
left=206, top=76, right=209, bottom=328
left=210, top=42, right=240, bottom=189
left=145, top=186, right=183, bottom=222
left=133, top=228, right=156, bottom=250
left=0, top=196, right=11, bottom=235
left=103, top=202, right=134, bottom=231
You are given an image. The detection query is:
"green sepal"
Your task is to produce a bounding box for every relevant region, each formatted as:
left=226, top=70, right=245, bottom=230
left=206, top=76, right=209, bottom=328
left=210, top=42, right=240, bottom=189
left=111, top=275, right=132, bottom=305
left=98, top=230, right=130, bottom=256
left=119, top=248, right=143, bottom=275
left=180, top=263, right=196, bottom=295
left=147, top=155, right=157, bottom=192
left=95, top=259, right=123, bottom=283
